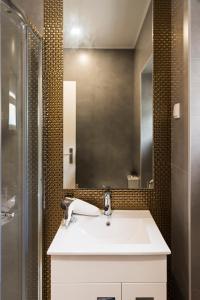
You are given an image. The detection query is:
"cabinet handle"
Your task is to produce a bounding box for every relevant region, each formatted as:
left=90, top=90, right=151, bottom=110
left=97, top=298, right=115, bottom=300
left=136, top=298, right=154, bottom=300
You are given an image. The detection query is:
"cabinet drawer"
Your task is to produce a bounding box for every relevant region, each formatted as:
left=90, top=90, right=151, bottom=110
left=51, top=256, right=167, bottom=283
left=122, top=283, right=166, bottom=300
left=51, top=283, right=121, bottom=300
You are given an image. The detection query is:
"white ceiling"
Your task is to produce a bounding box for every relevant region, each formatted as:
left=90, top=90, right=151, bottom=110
left=63, top=0, right=151, bottom=49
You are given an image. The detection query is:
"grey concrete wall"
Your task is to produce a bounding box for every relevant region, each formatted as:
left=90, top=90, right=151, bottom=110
left=171, top=0, right=200, bottom=299
left=12, top=0, right=43, bottom=34
left=190, top=0, right=200, bottom=299
left=64, top=49, right=135, bottom=188
left=171, top=0, right=190, bottom=299
left=132, top=2, right=153, bottom=178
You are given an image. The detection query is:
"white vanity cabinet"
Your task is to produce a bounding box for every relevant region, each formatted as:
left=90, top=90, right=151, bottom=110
left=51, top=255, right=167, bottom=300
left=48, top=211, right=170, bottom=300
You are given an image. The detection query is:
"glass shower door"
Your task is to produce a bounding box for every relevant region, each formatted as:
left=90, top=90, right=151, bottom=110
left=1, top=3, right=26, bottom=300
left=1, top=2, right=42, bottom=299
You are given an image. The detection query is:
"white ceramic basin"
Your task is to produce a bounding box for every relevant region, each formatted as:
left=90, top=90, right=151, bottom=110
left=47, top=210, right=171, bottom=255
left=79, top=214, right=149, bottom=244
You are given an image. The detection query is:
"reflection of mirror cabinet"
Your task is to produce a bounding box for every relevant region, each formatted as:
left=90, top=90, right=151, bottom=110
left=140, top=57, right=153, bottom=188
left=63, top=0, right=153, bottom=189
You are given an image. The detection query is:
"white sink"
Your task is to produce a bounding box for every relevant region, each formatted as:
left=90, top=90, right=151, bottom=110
left=47, top=210, right=171, bottom=256
left=79, top=213, right=150, bottom=244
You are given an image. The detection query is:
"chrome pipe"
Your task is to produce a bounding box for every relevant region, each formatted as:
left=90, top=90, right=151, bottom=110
left=1, top=0, right=42, bottom=39
left=2, top=0, right=28, bottom=25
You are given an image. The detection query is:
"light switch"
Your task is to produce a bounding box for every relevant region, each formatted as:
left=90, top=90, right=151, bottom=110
left=173, top=103, right=181, bottom=119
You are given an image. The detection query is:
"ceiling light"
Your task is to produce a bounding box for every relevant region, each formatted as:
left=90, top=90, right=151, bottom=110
left=9, top=103, right=16, bottom=127
left=9, top=91, right=16, bottom=100
left=70, top=26, right=82, bottom=37
left=79, top=53, right=89, bottom=65
left=11, top=39, right=15, bottom=55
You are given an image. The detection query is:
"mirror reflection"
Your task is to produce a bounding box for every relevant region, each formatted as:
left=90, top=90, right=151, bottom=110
left=63, top=0, right=153, bottom=189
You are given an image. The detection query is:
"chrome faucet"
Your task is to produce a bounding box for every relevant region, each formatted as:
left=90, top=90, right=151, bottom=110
left=60, top=197, right=74, bottom=224
left=103, top=187, right=112, bottom=216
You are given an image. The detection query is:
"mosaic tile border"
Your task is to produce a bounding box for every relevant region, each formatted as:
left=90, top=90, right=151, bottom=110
left=43, top=1, right=171, bottom=299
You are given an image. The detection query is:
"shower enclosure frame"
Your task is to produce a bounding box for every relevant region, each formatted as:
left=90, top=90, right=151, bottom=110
left=0, top=0, right=43, bottom=299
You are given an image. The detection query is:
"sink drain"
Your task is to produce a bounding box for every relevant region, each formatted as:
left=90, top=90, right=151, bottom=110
left=106, top=221, right=111, bottom=226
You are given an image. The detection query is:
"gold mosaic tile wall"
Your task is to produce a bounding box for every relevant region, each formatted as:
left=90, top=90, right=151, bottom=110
left=43, top=0, right=171, bottom=299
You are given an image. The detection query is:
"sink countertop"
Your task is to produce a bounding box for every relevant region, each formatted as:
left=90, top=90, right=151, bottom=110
left=47, top=210, right=171, bottom=256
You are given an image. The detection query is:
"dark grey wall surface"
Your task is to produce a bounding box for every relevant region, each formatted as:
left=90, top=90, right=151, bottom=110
left=132, top=2, right=153, bottom=177
left=171, top=0, right=200, bottom=299
left=171, top=0, right=189, bottom=299
left=64, top=49, right=135, bottom=188
left=190, top=0, right=200, bottom=299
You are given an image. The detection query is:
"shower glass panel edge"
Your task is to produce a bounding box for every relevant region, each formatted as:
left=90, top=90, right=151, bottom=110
left=26, top=26, right=43, bottom=300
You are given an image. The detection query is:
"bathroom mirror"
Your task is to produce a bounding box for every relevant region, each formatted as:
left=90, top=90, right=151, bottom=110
left=63, top=0, right=153, bottom=189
